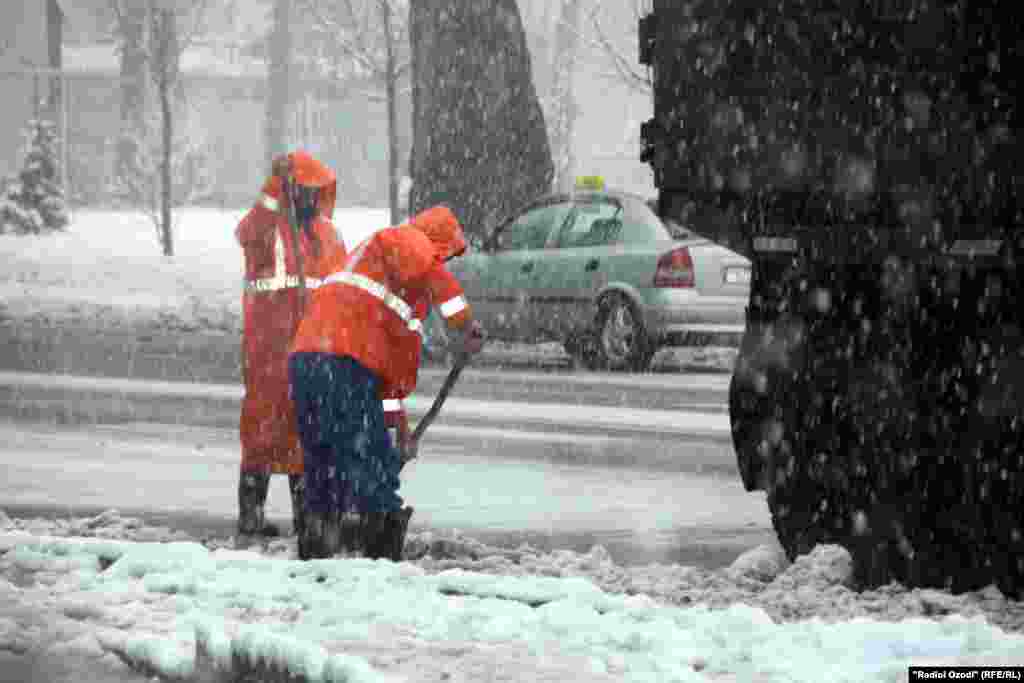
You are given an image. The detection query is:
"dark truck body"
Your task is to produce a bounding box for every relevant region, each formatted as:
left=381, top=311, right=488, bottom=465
left=641, top=0, right=1024, bottom=595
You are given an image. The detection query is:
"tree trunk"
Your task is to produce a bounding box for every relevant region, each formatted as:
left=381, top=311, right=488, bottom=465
left=380, top=0, right=400, bottom=225
left=265, top=0, right=293, bottom=166
left=45, top=0, right=63, bottom=122
left=156, top=9, right=177, bottom=258
left=408, top=0, right=553, bottom=245
left=550, top=0, right=581, bottom=193
left=118, top=2, right=149, bottom=180
left=160, top=76, right=173, bottom=257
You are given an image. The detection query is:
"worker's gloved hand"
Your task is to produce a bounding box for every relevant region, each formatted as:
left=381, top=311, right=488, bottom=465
left=458, top=320, right=486, bottom=357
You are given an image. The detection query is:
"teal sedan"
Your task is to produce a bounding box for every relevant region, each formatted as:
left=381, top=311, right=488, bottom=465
left=439, top=190, right=751, bottom=371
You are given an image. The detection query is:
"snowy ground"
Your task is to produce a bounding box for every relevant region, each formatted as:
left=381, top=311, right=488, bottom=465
left=0, top=207, right=381, bottom=332
left=2, top=509, right=1024, bottom=683
left=2, top=209, right=1023, bottom=680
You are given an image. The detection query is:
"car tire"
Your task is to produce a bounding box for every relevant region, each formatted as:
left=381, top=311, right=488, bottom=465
left=584, top=294, right=655, bottom=372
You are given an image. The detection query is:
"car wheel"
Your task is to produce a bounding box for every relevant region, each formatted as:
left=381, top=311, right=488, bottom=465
left=588, top=294, right=654, bottom=371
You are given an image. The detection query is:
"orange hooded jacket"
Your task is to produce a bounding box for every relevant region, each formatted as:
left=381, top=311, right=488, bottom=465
left=290, top=205, right=472, bottom=404
left=236, top=150, right=343, bottom=474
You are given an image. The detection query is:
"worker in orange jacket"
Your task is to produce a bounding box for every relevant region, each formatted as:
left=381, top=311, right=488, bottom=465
left=289, top=205, right=485, bottom=561
left=235, top=150, right=343, bottom=547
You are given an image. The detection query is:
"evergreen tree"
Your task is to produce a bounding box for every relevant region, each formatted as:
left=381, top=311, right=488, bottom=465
left=0, top=118, right=69, bottom=235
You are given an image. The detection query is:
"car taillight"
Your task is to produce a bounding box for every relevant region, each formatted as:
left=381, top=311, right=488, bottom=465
left=653, top=247, right=695, bottom=288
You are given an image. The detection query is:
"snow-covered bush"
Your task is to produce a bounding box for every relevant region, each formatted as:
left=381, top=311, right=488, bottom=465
left=0, top=118, right=69, bottom=235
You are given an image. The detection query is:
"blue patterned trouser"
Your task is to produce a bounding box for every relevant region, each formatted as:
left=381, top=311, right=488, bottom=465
left=288, top=352, right=403, bottom=515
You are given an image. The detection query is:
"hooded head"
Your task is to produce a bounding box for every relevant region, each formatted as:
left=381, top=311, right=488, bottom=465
left=285, top=150, right=338, bottom=221
left=408, top=205, right=468, bottom=262
left=264, top=149, right=339, bottom=222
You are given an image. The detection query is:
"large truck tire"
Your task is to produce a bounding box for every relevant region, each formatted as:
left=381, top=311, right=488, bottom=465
left=642, top=0, right=1024, bottom=596
left=740, top=261, right=1024, bottom=598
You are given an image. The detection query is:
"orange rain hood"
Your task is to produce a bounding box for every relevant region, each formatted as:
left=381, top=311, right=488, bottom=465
left=407, top=205, right=468, bottom=262
left=288, top=150, right=337, bottom=220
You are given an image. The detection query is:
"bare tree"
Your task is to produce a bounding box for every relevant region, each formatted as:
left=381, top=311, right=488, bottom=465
left=45, top=0, right=63, bottom=122
left=109, top=1, right=150, bottom=177
left=297, top=0, right=411, bottom=224
left=151, top=7, right=179, bottom=256
left=111, top=0, right=214, bottom=257
left=265, top=0, right=292, bottom=166
left=533, top=0, right=650, bottom=192
left=378, top=0, right=402, bottom=225
left=549, top=0, right=581, bottom=191
left=584, top=0, right=652, bottom=93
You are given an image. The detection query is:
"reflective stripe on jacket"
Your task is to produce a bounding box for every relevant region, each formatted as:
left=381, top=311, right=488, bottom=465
left=321, top=271, right=424, bottom=332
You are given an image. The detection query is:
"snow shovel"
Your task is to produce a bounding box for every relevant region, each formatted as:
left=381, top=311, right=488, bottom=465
left=400, top=350, right=470, bottom=470
left=280, top=174, right=308, bottom=313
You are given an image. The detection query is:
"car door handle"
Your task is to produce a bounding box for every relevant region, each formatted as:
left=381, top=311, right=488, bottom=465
left=520, top=262, right=534, bottom=273
left=585, top=258, right=600, bottom=272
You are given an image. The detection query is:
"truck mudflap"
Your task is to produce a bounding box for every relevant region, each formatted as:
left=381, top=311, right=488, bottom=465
left=730, top=235, right=1024, bottom=593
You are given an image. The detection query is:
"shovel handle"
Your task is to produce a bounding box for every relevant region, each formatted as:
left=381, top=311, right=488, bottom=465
left=400, top=352, right=469, bottom=469
left=280, top=175, right=308, bottom=312
left=410, top=352, right=468, bottom=444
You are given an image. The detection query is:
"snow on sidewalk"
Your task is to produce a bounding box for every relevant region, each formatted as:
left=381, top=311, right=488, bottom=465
left=2, top=511, right=1023, bottom=683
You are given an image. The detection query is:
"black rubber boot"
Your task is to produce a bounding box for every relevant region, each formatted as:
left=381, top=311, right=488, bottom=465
left=237, top=471, right=273, bottom=547
left=288, top=474, right=305, bottom=539
left=337, top=512, right=366, bottom=557
left=363, top=512, right=389, bottom=560
left=369, top=507, right=413, bottom=562
left=390, top=507, right=414, bottom=562
left=298, top=511, right=327, bottom=561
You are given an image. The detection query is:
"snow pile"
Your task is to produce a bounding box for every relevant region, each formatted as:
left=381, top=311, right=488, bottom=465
left=1, top=509, right=193, bottom=544
left=3, top=522, right=1024, bottom=683
left=725, top=544, right=791, bottom=583
left=9, top=510, right=1024, bottom=639
left=414, top=532, right=1024, bottom=635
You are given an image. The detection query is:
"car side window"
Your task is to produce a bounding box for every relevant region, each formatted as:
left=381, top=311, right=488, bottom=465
left=555, top=202, right=624, bottom=248
left=494, top=204, right=569, bottom=252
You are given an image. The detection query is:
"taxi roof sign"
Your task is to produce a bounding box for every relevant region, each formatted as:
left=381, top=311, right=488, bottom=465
left=575, top=175, right=605, bottom=191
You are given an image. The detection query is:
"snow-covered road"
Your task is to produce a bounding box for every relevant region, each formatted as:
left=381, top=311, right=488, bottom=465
left=0, top=347, right=767, bottom=569
left=0, top=418, right=774, bottom=569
